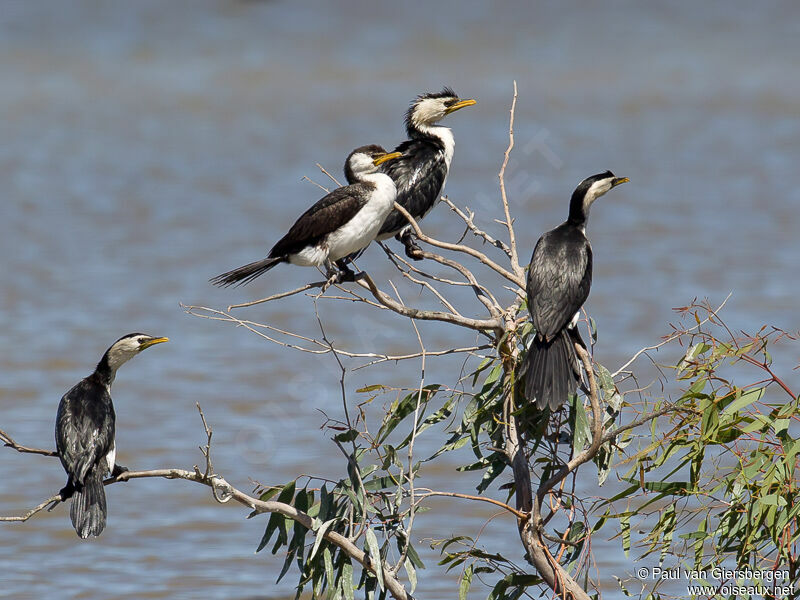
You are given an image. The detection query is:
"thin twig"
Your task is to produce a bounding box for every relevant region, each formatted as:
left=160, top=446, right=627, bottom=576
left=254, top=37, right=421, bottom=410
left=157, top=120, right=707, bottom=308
left=498, top=80, right=522, bottom=279
left=390, top=201, right=524, bottom=289
left=441, top=197, right=512, bottom=258
left=0, top=429, right=57, bottom=457
left=612, top=293, right=731, bottom=378
left=392, top=290, right=426, bottom=575
left=415, top=490, right=526, bottom=520
left=356, top=273, right=502, bottom=334
left=227, top=281, right=326, bottom=310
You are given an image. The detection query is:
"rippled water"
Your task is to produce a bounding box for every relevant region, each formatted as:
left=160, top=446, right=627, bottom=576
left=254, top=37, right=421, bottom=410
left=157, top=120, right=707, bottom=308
left=1, top=1, right=798, bottom=598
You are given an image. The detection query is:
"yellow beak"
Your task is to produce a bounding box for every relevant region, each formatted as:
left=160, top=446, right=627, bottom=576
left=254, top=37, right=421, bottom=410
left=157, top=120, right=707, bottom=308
left=140, top=336, right=169, bottom=350
left=445, top=98, right=477, bottom=114
left=612, top=177, right=630, bottom=187
left=373, top=151, right=403, bottom=166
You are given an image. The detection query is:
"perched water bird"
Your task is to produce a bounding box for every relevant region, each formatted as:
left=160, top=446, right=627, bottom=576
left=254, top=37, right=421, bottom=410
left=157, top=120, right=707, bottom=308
left=55, top=333, right=168, bottom=538
left=524, top=171, right=628, bottom=410
left=210, top=145, right=402, bottom=287
left=346, top=88, right=475, bottom=260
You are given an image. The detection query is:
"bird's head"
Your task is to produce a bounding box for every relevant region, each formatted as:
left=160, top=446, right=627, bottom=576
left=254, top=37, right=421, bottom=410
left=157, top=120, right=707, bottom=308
left=104, top=333, right=169, bottom=372
left=405, top=87, right=476, bottom=133
left=344, top=145, right=402, bottom=183
left=569, top=171, right=629, bottom=223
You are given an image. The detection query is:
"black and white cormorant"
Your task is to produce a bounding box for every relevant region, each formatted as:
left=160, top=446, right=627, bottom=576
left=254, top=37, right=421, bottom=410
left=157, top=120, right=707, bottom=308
left=523, top=171, right=628, bottom=410
left=210, top=145, right=402, bottom=287
left=346, top=88, right=475, bottom=260
left=55, top=333, right=168, bottom=538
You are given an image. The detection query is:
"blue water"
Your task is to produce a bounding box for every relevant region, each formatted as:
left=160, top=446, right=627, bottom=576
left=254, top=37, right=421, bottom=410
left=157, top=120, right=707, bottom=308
left=1, top=1, right=798, bottom=598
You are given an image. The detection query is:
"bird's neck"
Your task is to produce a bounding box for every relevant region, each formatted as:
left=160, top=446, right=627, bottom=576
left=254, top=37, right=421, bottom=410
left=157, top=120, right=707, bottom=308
left=408, top=123, right=455, bottom=168
left=567, top=192, right=591, bottom=232
left=94, top=355, right=117, bottom=387
left=358, top=172, right=396, bottom=198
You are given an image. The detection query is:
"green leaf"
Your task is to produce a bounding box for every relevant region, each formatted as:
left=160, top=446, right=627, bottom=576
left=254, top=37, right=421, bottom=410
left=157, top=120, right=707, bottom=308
left=378, top=385, right=440, bottom=443
left=758, top=493, right=787, bottom=507
left=256, top=511, right=282, bottom=553
left=341, top=559, right=354, bottom=600
left=620, top=513, right=631, bottom=557
left=357, top=384, right=386, bottom=393
left=365, top=529, right=384, bottom=592
left=310, top=519, right=336, bottom=561
left=256, top=480, right=296, bottom=553
left=722, top=387, right=765, bottom=415
left=334, top=429, right=359, bottom=443
left=404, top=557, right=417, bottom=594
left=363, top=474, right=401, bottom=492
left=571, top=394, right=591, bottom=455
left=258, top=486, right=281, bottom=502
left=405, top=541, right=425, bottom=569
left=323, top=546, right=335, bottom=593
left=458, top=564, right=473, bottom=600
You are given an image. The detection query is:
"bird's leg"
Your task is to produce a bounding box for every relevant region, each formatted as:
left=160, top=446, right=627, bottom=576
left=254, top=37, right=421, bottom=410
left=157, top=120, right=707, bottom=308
left=334, top=258, right=367, bottom=282
left=58, top=478, right=76, bottom=501
left=334, top=259, right=356, bottom=282
left=111, top=463, right=129, bottom=478
left=397, top=229, right=424, bottom=261
left=321, top=260, right=340, bottom=292
left=568, top=327, right=589, bottom=386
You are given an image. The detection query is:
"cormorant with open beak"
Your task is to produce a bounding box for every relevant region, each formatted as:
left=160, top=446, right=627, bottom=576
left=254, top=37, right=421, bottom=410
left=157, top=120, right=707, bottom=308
left=210, top=145, right=402, bottom=287
left=524, top=171, right=628, bottom=410
left=56, top=333, right=168, bottom=538
left=346, top=88, right=475, bottom=260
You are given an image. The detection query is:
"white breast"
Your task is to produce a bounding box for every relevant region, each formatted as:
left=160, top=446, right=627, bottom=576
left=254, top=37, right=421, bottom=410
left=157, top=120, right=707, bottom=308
left=326, top=175, right=397, bottom=261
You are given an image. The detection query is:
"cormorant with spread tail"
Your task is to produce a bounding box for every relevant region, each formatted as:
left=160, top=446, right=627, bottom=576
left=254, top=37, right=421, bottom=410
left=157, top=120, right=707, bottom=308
left=524, top=171, right=628, bottom=410
left=56, top=333, right=168, bottom=538
left=210, top=145, right=401, bottom=287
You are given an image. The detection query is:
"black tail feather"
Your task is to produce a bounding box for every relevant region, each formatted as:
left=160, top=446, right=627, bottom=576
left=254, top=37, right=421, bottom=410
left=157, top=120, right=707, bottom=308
left=70, top=470, right=106, bottom=539
left=524, top=329, right=581, bottom=410
left=210, top=256, right=284, bottom=287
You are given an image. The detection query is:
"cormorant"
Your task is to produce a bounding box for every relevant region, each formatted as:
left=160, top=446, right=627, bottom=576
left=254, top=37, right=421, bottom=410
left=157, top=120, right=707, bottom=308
left=346, top=88, right=475, bottom=260
left=210, top=145, right=402, bottom=287
left=55, top=333, right=168, bottom=538
left=523, top=171, right=628, bottom=410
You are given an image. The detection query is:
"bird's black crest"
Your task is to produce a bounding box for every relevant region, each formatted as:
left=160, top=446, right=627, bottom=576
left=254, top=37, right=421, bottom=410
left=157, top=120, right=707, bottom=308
left=420, top=86, right=458, bottom=100
left=404, top=87, right=459, bottom=132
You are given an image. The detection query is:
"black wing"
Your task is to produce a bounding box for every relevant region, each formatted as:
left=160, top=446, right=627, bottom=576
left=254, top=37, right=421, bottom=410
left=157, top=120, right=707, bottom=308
left=526, top=224, right=592, bottom=341
left=378, top=138, right=447, bottom=235
left=269, top=183, right=371, bottom=258
left=55, top=375, right=115, bottom=485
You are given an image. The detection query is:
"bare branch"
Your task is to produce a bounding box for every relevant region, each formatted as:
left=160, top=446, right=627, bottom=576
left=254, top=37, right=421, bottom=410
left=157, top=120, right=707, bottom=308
left=612, top=292, right=732, bottom=378
left=227, top=281, right=326, bottom=310
left=537, top=344, right=603, bottom=503
left=0, top=494, right=61, bottom=522
left=415, top=490, right=526, bottom=520
left=0, top=429, right=57, bottom=457
left=498, top=80, right=523, bottom=279
left=356, top=274, right=503, bottom=334
left=0, top=466, right=410, bottom=599
left=316, top=162, right=342, bottom=187
left=441, top=197, right=512, bottom=258
left=390, top=201, right=525, bottom=289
